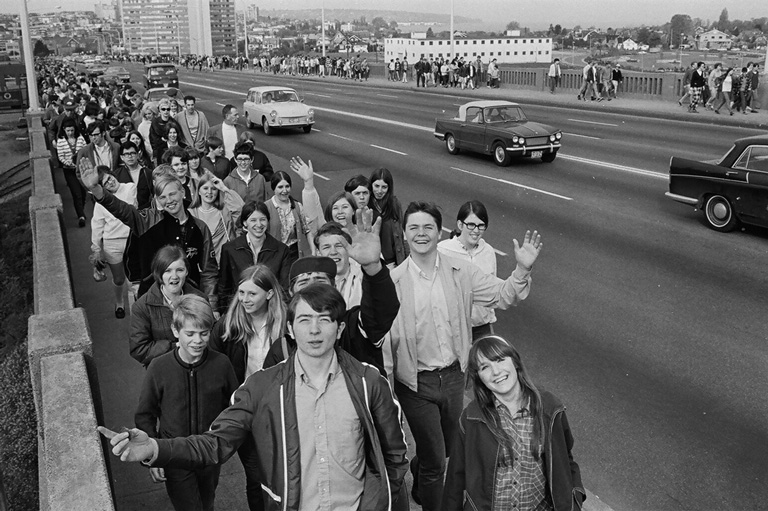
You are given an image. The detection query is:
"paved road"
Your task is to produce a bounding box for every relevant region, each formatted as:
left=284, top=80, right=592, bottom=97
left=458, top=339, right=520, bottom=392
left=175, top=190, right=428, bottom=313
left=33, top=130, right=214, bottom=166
left=85, top=65, right=768, bottom=511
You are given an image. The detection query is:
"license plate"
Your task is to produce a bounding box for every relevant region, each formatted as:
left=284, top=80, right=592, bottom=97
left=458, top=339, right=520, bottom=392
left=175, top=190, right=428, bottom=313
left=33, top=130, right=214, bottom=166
left=531, top=151, right=543, bottom=158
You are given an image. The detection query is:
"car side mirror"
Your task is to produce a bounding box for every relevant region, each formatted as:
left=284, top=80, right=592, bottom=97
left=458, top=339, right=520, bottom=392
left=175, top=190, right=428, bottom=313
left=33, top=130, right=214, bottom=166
left=300, top=98, right=305, bottom=103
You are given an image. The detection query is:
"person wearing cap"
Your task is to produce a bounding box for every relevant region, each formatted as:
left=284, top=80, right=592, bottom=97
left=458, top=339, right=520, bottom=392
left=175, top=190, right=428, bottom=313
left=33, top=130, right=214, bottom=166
left=263, top=206, right=399, bottom=376
left=47, top=96, right=78, bottom=146
left=99, top=282, right=408, bottom=511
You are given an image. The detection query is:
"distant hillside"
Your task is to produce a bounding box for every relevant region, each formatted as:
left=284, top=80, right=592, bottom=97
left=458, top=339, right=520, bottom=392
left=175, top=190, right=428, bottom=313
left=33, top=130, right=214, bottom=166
left=258, top=8, right=484, bottom=28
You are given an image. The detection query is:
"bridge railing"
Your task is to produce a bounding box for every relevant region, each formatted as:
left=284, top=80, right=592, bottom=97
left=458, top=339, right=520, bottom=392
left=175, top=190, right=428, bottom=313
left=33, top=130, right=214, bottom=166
left=25, top=113, right=115, bottom=511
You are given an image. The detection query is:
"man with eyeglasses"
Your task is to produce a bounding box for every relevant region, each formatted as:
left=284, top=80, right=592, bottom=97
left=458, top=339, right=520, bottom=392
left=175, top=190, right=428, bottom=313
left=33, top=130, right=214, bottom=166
left=386, top=201, right=542, bottom=511
left=208, top=104, right=244, bottom=159
left=77, top=120, right=121, bottom=173
left=222, top=145, right=268, bottom=204
left=175, top=95, right=210, bottom=152
left=150, top=97, right=174, bottom=166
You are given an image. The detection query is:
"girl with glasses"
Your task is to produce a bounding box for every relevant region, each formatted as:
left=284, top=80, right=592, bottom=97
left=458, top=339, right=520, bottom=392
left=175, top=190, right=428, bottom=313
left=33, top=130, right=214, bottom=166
left=438, top=200, right=497, bottom=339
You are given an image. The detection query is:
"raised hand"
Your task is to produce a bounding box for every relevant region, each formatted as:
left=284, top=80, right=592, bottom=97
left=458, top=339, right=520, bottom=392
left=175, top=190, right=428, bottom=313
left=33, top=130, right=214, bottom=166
left=512, top=230, right=542, bottom=271
left=288, top=156, right=314, bottom=183
left=78, top=158, right=99, bottom=190
left=209, top=174, right=228, bottom=193
left=97, top=426, right=156, bottom=463
left=343, top=207, right=383, bottom=270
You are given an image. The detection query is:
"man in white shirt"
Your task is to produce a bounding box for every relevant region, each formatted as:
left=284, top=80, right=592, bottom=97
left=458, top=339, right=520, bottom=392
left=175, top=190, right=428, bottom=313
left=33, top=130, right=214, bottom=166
left=208, top=104, right=244, bottom=159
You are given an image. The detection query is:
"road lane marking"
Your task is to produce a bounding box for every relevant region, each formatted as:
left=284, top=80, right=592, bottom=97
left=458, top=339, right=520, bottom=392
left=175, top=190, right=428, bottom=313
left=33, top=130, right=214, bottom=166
left=306, top=92, right=332, bottom=98
left=559, top=154, right=667, bottom=180
left=376, top=94, right=398, bottom=98
left=441, top=227, right=508, bottom=256
left=564, top=132, right=601, bottom=140
left=312, top=106, right=434, bottom=132
left=567, top=119, right=619, bottom=127
left=215, top=102, right=226, bottom=106
left=450, top=167, right=573, bottom=201
left=371, top=144, right=407, bottom=155
left=313, top=172, right=330, bottom=181
left=327, top=133, right=356, bottom=141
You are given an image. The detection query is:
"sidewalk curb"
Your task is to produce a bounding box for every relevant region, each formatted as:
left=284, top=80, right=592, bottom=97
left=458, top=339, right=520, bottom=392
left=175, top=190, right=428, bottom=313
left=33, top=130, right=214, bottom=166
left=171, top=65, right=768, bottom=130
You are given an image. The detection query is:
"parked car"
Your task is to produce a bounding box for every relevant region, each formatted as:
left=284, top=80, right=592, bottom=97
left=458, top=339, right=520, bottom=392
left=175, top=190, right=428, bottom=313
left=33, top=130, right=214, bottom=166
left=102, top=66, right=131, bottom=84
left=666, top=135, right=768, bottom=232
left=242, top=86, right=314, bottom=135
left=84, top=63, right=107, bottom=77
left=144, top=63, right=179, bottom=89
left=434, top=100, right=562, bottom=166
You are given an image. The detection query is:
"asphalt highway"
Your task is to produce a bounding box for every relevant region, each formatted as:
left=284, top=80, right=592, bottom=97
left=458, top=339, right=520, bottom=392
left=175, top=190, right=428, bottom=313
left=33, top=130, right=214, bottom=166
left=137, top=66, right=768, bottom=510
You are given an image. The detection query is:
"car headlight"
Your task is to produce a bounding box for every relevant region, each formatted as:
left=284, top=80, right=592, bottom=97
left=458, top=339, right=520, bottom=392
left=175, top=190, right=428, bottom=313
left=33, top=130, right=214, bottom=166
left=270, top=110, right=277, bottom=119
left=512, top=136, right=519, bottom=143
left=308, top=109, right=315, bottom=117
left=518, top=137, right=525, bottom=145
left=555, top=132, right=562, bottom=140
left=549, top=134, right=556, bottom=142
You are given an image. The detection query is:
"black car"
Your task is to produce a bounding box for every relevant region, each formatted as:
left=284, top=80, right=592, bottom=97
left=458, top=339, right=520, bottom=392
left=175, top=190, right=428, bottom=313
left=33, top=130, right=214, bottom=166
left=666, top=135, right=768, bottom=232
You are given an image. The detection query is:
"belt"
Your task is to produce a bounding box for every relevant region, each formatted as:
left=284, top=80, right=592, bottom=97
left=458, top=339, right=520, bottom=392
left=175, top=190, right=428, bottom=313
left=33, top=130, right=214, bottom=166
left=420, top=360, right=460, bottom=374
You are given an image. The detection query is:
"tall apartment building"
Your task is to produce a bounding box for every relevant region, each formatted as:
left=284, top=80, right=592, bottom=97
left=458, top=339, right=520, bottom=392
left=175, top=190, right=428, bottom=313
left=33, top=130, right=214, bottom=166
left=122, top=0, right=235, bottom=56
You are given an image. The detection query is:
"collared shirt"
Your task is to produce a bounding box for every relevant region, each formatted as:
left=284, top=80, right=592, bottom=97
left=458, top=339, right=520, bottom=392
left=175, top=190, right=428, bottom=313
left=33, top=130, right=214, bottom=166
left=221, top=123, right=238, bottom=159
left=335, top=259, right=363, bottom=308
left=408, top=256, right=457, bottom=371
left=244, top=317, right=269, bottom=379
left=294, top=353, right=364, bottom=511
left=493, top=398, right=551, bottom=511
left=94, top=142, right=112, bottom=169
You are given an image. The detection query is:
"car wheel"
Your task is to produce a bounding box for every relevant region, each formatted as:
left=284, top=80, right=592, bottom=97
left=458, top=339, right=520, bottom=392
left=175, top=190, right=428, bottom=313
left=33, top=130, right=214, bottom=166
left=493, top=142, right=512, bottom=166
left=445, top=133, right=459, bottom=154
left=541, top=151, right=557, bottom=163
left=262, top=117, right=272, bottom=136
left=303, top=125, right=312, bottom=133
left=704, top=194, right=738, bottom=232
left=244, top=112, right=254, bottom=129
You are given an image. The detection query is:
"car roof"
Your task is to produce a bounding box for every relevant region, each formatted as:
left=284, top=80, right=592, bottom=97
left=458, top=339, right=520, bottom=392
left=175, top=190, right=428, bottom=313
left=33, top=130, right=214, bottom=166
left=145, top=63, right=176, bottom=69
left=247, top=86, right=298, bottom=94
left=734, top=135, right=768, bottom=146
left=462, top=100, right=520, bottom=109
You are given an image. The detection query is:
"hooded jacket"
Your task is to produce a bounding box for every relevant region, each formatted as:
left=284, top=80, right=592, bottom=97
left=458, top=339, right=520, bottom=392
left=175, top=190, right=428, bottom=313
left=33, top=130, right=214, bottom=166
left=153, top=349, right=409, bottom=511
left=443, top=391, right=585, bottom=511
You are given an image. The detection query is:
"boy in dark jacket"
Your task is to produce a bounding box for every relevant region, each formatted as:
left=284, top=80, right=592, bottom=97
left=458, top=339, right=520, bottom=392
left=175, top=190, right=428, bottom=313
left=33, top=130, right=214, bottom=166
left=135, top=295, right=238, bottom=511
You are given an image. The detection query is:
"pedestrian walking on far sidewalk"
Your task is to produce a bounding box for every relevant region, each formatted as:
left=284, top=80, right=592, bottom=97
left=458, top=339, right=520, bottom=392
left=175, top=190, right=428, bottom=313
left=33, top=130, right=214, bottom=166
left=548, top=58, right=561, bottom=94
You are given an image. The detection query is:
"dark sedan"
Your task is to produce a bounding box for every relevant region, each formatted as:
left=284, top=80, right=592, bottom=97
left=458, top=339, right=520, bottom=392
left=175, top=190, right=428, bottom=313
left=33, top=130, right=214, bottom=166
left=666, top=135, right=768, bottom=232
left=434, top=100, right=562, bottom=166
left=102, top=66, right=131, bottom=84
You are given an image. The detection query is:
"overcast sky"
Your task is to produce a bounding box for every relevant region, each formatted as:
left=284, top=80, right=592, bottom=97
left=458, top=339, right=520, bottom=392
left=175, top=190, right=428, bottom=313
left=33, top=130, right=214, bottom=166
left=10, top=0, right=762, bottom=31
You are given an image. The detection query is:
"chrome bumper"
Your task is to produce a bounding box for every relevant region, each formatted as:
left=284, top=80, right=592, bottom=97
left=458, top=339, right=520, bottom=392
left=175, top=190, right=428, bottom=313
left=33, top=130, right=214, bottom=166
left=664, top=192, right=699, bottom=205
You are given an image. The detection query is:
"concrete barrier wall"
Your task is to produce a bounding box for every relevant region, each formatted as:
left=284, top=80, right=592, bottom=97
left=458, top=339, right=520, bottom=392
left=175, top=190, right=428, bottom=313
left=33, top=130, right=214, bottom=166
left=25, top=113, right=115, bottom=511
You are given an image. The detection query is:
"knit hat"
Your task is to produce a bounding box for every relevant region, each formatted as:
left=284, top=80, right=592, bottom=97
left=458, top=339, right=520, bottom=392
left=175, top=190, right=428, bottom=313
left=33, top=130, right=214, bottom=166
left=289, top=256, right=337, bottom=282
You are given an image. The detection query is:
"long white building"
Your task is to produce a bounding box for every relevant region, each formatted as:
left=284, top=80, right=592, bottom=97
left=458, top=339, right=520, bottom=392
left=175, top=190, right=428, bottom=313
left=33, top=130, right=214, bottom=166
left=385, top=35, right=553, bottom=64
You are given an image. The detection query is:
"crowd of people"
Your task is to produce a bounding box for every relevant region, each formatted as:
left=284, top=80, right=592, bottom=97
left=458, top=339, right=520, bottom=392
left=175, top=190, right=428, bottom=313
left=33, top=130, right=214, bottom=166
left=37, top=57, right=585, bottom=511
left=677, top=60, right=761, bottom=114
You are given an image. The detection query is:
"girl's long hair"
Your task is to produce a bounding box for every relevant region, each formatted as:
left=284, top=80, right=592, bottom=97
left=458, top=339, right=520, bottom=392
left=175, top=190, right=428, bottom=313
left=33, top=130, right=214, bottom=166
left=222, top=264, right=286, bottom=345
left=368, top=167, right=400, bottom=221
left=468, top=335, right=545, bottom=460
left=190, top=172, right=224, bottom=210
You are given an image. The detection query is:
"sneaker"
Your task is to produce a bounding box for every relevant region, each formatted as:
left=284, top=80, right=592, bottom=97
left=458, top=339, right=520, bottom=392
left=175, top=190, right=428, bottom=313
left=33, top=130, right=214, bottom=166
left=597, top=97, right=604, bottom=102
left=714, top=110, right=719, bottom=114
left=678, top=99, right=683, bottom=106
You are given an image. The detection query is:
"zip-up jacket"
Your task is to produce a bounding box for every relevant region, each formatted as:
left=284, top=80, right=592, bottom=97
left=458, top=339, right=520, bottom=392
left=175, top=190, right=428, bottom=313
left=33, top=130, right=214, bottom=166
left=135, top=348, right=238, bottom=438
left=96, top=190, right=218, bottom=304
left=443, top=391, right=585, bottom=511
left=262, top=265, right=399, bottom=376
left=153, top=349, right=409, bottom=511
left=223, top=168, right=268, bottom=205
left=129, top=282, right=208, bottom=366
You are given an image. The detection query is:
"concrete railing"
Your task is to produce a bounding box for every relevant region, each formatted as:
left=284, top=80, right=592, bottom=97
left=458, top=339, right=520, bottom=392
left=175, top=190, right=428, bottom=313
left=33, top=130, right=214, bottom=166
left=25, top=113, right=114, bottom=511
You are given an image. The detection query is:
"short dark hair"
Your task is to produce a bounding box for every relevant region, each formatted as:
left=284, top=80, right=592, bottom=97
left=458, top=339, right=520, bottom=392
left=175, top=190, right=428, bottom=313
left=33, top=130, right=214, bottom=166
left=163, top=145, right=188, bottom=164
left=183, top=95, right=196, bottom=103
left=344, top=174, right=369, bottom=193
left=87, top=120, right=106, bottom=135
left=403, top=201, right=442, bottom=231
left=287, top=283, right=346, bottom=324
left=151, top=245, right=188, bottom=286
left=222, top=104, right=236, bottom=117
left=206, top=136, right=223, bottom=151
left=239, top=201, right=270, bottom=227
left=314, top=221, right=352, bottom=249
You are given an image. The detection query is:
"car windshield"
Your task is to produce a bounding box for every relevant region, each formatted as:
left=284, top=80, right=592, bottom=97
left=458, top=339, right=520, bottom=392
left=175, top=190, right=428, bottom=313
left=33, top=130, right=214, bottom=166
left=267, top=90, right=299, bottom=103
left=483, top=106, right=526, bottom=123
left=106, top=67, right=126, bottom=74
left=148, top=89, right=179, bottom=100
left=149, top=66, right=176, bottom=76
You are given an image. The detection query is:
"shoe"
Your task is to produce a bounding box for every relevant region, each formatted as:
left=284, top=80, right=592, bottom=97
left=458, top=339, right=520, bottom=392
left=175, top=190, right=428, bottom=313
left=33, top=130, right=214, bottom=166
left=93, top=267, right=107, bottom=282
left=78, top=216, right=86, bottom=227
left=678, top=99, right=683, bottom=106
left=577, top=94, right=582, bottom=100
left=607, top=98, right=612, bottom=101
left=730, top=112, right=734, bottom=116
left=597, top=97, right=604, bottom=102
left=714, top=110, right=719, bottom=114
left=115, top=306, right=125, bottom=319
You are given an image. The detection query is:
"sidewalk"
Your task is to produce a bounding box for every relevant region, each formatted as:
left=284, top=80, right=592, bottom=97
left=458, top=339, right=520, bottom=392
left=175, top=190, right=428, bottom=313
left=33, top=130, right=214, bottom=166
left=174, top=64, right=768, bottom=129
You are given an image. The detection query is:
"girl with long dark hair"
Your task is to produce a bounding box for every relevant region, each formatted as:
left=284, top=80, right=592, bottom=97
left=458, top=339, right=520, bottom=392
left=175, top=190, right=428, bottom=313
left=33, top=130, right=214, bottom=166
left=368, top=167, right=408, bottom=268
left=443, top=336, right=585, bottom=511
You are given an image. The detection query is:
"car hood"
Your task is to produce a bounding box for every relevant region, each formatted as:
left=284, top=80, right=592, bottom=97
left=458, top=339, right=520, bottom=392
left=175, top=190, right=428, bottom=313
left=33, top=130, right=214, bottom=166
left=493, top=121, right=555, bottom=136
left=269, top=103, right=310, bottom=116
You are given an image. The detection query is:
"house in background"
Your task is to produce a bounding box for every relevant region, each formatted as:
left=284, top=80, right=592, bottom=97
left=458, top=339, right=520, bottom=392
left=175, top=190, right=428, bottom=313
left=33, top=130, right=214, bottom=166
left=697, top=29, right=732, bottom=50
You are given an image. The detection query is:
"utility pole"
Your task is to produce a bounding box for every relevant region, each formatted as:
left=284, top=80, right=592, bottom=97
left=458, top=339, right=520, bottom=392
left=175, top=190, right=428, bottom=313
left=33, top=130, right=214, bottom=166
left=243, top=10, right=249, bottom=62
left=449, top=0, right=454, bottom=60
left=321, top=0, right=325, bottom=58
left=19, top=0, right=40, bottom=111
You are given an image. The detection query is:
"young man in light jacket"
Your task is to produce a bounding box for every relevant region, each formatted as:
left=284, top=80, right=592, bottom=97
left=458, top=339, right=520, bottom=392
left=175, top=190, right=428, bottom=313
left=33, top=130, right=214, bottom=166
left=386, top=201, right=542, bottom=511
